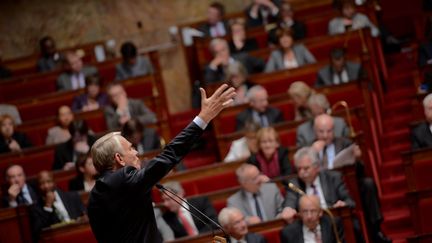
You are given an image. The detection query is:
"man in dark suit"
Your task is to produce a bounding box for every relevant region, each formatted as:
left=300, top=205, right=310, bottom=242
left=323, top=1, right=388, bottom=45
left=236, top=85, right=284, bottom=131
left=31, top=171, right=86, bottom=231
left=160, top=181, right=218, bottom=238
left=53, top=120, right=96, bottom=171
left=412, top=93, right=432, bottom=149
left=2, top=164, right=38, bottom=208
left=311, top=114, right=391, bottom=243
left=315, top=48, right=363, bottom=88
left=245, top=0, right=280, bottom=27
left=104, top=82, right=157, bottom=130
left=204, top=38, right=264, bottom=84
left=87, top=84, right=235, bottom=243
left=280, top=195, right=344, bottom=243
left=56, top=51, right=98, bottom=91
left=218, top=207, right=267, bottom=243
left=197, top=2, right=229, bottom=38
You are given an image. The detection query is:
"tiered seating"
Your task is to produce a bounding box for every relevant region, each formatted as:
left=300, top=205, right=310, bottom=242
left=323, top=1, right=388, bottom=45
left=0, top=206, right=33, bottom=243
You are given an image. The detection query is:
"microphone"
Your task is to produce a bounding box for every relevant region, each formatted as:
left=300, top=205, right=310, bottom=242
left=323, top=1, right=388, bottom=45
left=287, top=182, right=342, bottom=243
left=156, top=184, right=229, bottom=238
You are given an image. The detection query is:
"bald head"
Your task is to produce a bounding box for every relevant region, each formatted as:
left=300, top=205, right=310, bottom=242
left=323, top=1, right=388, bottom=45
left=299, top=195, right=322, bottom=230
left=5, top=165, right=26, bottom=189
left=314, top=114, right=334, bottom=145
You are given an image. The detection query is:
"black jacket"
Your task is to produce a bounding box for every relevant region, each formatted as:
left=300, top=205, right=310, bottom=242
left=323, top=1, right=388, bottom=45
left=162, top=197, right=218, bottom=238
left=411, top=121, right=432, bottom=149
left=235, top=107, right=284, bottom=131
left=0, top=132, right=32, bottom=154
left=52, top=136, right=96, bottom=170
left=87, top=122, right=204, bottom=243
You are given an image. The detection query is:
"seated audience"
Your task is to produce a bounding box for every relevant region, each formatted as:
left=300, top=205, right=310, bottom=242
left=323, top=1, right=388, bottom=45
left=204, top=38, right=264, bottom=83
left=198, top=2, right=229, bottom=38
left=228, top=18, right=259, bottom=54
left=236, top=85, right=284, bottom=131
left=105, top=82, right=157, bottom=130
left=115, top=41, right=154, bottom=81
left=265, top=28, right=316, bottom=73
left=121, top=118, right=162, bottom=155
left=0, top=104, right=22, bottom=125
left=37, top=36, right=64, bottom=72
left=315, top=48, right=363, bottom=88
left=311, top=114, right=391, bottom=242
left=247, top=127, right=293, bottom=178
left=31, top=171, right=86, bottom=235
left=245, top=0, right=280, bottom=27
left=224, top=121, right=260, bottom=162
left=412, top=93, right=432, bottom=149
left=53, top=120, right=96, bottom=171
left=288, top=81, right=315, bottom=121
left=56, top=51, right=98, bottom=91
left=46, top=105, right=74, bottom=145
left=227, top=164, right=283, bottom=224
left=154, top=206, right=175, bottom=241
left=0, top=114, right=32, bottom=154
left=296, top=93, right=349, bottom=147
left=218, top=207, right=267, bottom=243
left=72, top=75, right=108, bottom=112
left=2, top=164, right=38, bottom=208
left=161, top=181, right=218, bottom=238
left=269, top=2, right=306, bottom=45
left=280, top=195, right=345, bottom=243
left=328, top=0, right=379, bottom=37
left=68, top=153, right=97, bottom=192
left=226, top=62, right=255, bottom=105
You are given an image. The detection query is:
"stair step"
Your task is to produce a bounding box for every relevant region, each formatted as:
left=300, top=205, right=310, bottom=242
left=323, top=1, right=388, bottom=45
left=381, top=175, right=408, bottom=194
left=382, top=144, right=412, bottom=161
left=382, top=208, right=412, bottom=231
left=381, top=191, right=406, bottom=211
left=387, top=229, right=415, bottom=243
left=380, top=159, right=405, bottom=179
left=381, top=127, right=411, bottom=144
left=383, top=101, right=413, bottom=116
left=385, top=88, right=417, bottom=102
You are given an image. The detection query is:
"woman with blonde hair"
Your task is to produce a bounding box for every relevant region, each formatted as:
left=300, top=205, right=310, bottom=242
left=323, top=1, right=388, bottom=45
left=246, top=127, right=293, bottom=178
left=288, top=81, right=315, bottom=121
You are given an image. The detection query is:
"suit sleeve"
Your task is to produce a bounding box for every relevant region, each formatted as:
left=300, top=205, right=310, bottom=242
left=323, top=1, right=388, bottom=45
left=52, top=146, right=65, bottom=170
left=199, top=197, right=218, bottom=228
left=264, top=52, right=278, bottom=73
left=411, top=129, right=421, bottom=150
left=104, top=107, right=120, bottom=130
left=279, top=148, right=293, bottom=176
left=124, top=122, right=204, bottom=192
left=301, top=45, right=316, bottom=64
left=296, top=127, right=307, bottom=148
left=315, top=71, right=326, bottom=88
left=333, top=172, right=356, bottom=208
left=282, top=179, right=300, bottom=209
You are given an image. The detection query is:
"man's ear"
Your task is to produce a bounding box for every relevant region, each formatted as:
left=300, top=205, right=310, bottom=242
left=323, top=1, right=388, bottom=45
left=114, top=153, right=125, bottom=167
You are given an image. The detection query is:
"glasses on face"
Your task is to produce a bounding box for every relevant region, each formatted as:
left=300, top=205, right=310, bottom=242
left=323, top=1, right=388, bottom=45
left=300, top=209, right=320, bottom=216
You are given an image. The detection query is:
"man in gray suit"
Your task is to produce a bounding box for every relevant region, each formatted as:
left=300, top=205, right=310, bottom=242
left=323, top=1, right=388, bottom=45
left=218, top=207, right=267, bottom=243
left=280, top=195, right=345, bottom=243
left=227, top=163, right=284, bottom=225
left=296, top=93, right=349, bottom=147
left=104, top=82, right=157, bottom=130
left=236, top=85, right=284, bottom=131
left=56, top=52, right=98, bottom=91
left=315, top=48, right=363, bottom=88
left=115, top=42, right=154, bottom=81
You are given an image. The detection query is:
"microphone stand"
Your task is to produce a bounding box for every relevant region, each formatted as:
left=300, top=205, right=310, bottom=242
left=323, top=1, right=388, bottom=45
left=330, top=100, right=356, bottom=138
left=288, top=183, right=342, bottom=243
left=156, top=184, right=228, bottom=243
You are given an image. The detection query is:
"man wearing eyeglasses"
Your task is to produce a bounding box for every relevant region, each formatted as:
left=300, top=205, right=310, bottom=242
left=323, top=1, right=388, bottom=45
left=280, top=195, right=345, bottom=243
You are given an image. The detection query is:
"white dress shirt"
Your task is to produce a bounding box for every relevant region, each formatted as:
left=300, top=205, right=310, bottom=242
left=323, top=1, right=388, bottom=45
left=306, top=176, right=328, bottom=209
left=320, top=143, right=336, bottom=169
left=332, top=69, right=349, bottom=84
left=210, top=22, right=226, bottom=37
left=9, top=184, right=33, bottom=207
left=43, top=191, right=71, bottom=222
left=303, top=224, right=322, bottom=243
left=178, top=200, right=199, bottom=236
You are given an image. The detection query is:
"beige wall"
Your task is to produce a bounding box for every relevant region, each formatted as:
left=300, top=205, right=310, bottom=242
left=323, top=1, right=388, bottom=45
left=0, top=0, right=249, bottom=113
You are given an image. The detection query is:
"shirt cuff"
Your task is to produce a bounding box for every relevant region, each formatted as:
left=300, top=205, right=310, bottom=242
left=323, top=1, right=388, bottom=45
left=44, top=206, right=54, bottom=212
left=193, top=116, right=208, bottom=130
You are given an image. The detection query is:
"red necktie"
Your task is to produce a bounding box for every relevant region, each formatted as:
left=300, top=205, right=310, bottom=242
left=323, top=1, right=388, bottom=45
left=178, top=210, right=196, bottom=236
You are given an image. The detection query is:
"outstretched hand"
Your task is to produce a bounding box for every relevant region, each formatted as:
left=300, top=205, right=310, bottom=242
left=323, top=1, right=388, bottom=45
left=198, top=84, right=236, bottom=124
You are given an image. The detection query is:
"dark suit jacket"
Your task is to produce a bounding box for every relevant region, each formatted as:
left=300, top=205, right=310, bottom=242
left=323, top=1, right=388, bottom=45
left=68, top=175, right=85, bottom=191
left=0, top=132, right=32, bottom=154
left=247, top=147, right=293, bottom=177
left=162, top=197, right=218, bottom=238
left=283, top=170, right=355, bottom=210
left=229, top=38, right=259, bottom=54
left=104, top=99, right=157, bottom=130
left=315, top=61, right=363, bottom=88
left=204, top=53, right=265, bottom=84
left=87, top=122, right=204, bottom=243
left=52, top=136, right=96, bottom=170
left=197, top=21, right=229, bottom=38
left=236, top=107, right=284, bottom=131
left=280, top=215, right=345, bottom=243
left=30, top=189, right=86, bottom=241
left=411, top=121, right=432, bottom=149
left=1, top=184, right=38, bottom=208
left=228, top=232, right=267, bottom=243
left=56, top=66, right=98, bottom=91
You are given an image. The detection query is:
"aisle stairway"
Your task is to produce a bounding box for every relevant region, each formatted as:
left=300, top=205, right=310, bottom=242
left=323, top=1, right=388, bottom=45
left=377, top=53, right=419, bottom=242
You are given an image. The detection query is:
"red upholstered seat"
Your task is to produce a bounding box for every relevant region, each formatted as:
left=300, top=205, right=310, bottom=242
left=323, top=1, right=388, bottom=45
left=413, top=159, right=432, bottom=190
left=419, top=198, right=432, bottom=233
left=261, top=229, right=282, bottom=243
left=194, top=172, right=238, bottom=194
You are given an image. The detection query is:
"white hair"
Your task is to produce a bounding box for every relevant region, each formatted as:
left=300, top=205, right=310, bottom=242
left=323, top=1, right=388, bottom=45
left=293, top=147, right=320, bottom=168
left=218, top=207, right=243, bottom=227
left=307, top=93, right=330, bottom=110
left=246, top=85, right=267, bottom=100
left=91, top=132, right=123, bottom=173
left=209, top=38, right=228, bottom=54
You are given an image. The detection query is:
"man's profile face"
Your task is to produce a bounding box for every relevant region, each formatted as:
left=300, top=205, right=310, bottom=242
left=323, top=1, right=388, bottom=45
left=6, top=165, right=26, bottom=189
left=118, top=136, right=141, bottom=170
left=227, top=211, right=248, bottom=238
left=240, top=166, right=262, bottom=193
left=250, top=90, right=268, bottom=113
